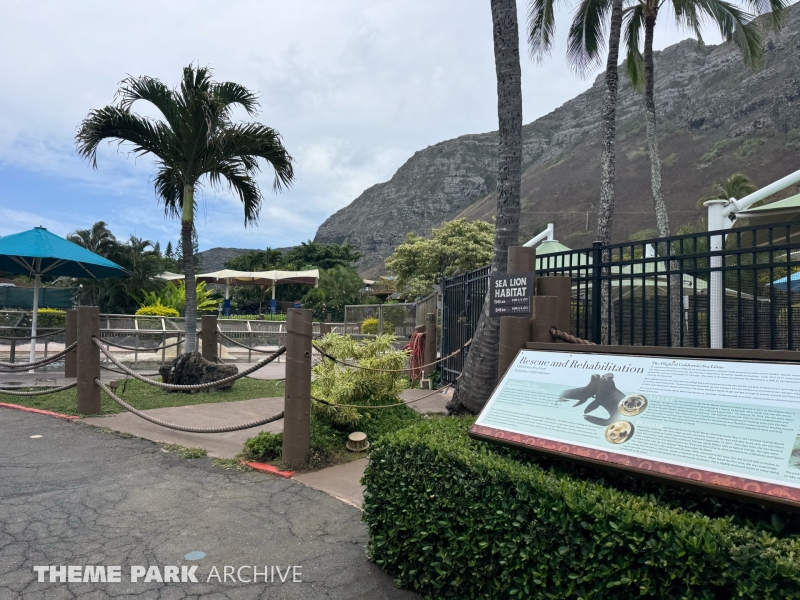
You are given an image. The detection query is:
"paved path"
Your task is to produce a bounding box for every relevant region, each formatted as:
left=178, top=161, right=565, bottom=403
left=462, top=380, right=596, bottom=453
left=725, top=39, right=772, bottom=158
left=0, top=409, right=414, bottom=599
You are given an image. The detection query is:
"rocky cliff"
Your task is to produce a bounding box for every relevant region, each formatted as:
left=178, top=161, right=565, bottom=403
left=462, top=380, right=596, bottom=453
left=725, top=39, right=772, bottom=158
left=314, top=6, right=800, bottom=275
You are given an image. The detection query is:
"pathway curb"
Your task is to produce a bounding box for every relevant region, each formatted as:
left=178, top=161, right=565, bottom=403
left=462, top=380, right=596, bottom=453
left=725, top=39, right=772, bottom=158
left=243, top=460, right=294, bottom=478
left=0, top=402, right=79, bottom=421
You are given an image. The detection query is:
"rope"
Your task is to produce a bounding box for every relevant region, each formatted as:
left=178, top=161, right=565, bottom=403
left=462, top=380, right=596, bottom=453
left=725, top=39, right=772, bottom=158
left=0, top=382, right=77, bottom=396
left=0, top=328, right=66, bottom=341
left=94, top=337, right=286, bottom=391
left=0, top=342, right=77, bottom=370
left=100, top=363, right=161, bottom=377
left=217, top=330, right=280, bottom=354
left=549, top=327, right=595, bottom=345
left=96, top=379, right=284, bottom=432
left=311, top=378, right=457, bottom=409
left=312, top=339, right=472, bottom=374
left=98, top=337, right=184, bottom=351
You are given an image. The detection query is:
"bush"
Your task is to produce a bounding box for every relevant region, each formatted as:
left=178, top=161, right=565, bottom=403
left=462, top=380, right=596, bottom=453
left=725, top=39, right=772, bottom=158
left=361, top=317, right=380, bottom=334
left=136, top=304, right=180, bottom=317
left=36, top=308, right=66, bottom=328
left=243, top=431, right=283, bottom=461
left=363, top=418, right=800, bottom=600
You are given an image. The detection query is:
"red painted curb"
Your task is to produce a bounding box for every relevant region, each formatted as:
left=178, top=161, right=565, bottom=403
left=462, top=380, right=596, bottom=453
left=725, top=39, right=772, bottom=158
left=243, top=461, right=294, bottom=478
left=0, top=402, right=79, bottom=421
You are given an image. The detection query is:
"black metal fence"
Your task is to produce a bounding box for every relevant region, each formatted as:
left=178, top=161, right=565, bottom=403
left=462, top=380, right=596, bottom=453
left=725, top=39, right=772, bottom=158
left=440, top=222, right=800, bottom=383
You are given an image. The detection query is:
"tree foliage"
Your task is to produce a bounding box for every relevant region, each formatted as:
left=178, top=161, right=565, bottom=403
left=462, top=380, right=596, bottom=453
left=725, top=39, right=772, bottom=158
left=385, top=219, right=494, bottom=298
left=697, top=172, right=759, bottom=208
left=302, top=265, right=365, bottom=321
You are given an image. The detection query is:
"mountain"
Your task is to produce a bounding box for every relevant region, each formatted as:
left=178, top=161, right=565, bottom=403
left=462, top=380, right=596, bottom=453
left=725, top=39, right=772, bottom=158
left=314, top=6, right=800, bottom=275
left=195, top=246, right=294, bottom=272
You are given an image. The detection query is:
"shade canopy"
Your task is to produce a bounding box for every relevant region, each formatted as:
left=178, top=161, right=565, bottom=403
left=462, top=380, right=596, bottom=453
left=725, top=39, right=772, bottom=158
left=160, top=268, right=319, bottom=287
left=770, top=271, right=800, bottom=292
left=0, top=227, right=128, bottom=279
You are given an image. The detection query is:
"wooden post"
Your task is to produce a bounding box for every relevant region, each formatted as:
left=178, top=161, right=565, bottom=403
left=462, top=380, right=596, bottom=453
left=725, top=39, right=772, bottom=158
left=319, top=322, right=332, bottom=335
left=282, top=308, right=313, bottom=467
left=531, top=296, right=560, bottom=343
left=537, top=276, right=571, bottom=341
left=201, top=315, right=218, bottom=362
left=497, top=246, right=536, bottom=379
left=76, top=306, right=100, bottom=415
left=424, top=312, right=437, bottom=377
left=65, top=309, right=77, bottom=377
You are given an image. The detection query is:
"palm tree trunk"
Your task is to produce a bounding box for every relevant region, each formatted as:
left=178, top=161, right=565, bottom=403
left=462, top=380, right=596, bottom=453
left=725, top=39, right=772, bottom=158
left=181, top=183, right=198, bottom=353
left=447, top=0, right=522, bottom=415
left=597, top=0, right=624, bottom=344
left=643, top=14, right=681, bottom=345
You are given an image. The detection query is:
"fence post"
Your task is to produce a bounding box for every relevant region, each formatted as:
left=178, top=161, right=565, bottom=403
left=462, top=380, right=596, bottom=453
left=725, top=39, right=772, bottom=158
left=531, top=296, right=560, bottom=343
left=65, top=309, right=77, bottom=377
left=424, top=312, right=437, bottom=377
left=282, top=308, right=313, bottom=467
left=498, top=246, right=536, bottom=379
left=201, top=315, right=218, bottom=362
left=319, top=322, right=331, bottom=335
left=537, top=275, right=572, bottom=343
left=76, top=306, right=100, bottom=415
left=591, top=241, right=603, bottom=343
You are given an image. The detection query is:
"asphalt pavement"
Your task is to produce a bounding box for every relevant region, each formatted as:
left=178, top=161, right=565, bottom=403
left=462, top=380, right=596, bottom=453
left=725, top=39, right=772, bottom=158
left=0, top=409, right=415, bottom=599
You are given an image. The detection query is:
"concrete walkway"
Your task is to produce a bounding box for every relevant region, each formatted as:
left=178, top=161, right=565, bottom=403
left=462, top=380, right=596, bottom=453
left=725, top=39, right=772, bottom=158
left=0, top=410, right=415, bottom=599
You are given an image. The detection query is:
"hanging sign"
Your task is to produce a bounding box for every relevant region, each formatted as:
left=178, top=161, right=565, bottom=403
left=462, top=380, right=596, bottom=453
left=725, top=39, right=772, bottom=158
left=470, top=349, right=800, bottom=507
left=489, top=271, right=534, bottom=318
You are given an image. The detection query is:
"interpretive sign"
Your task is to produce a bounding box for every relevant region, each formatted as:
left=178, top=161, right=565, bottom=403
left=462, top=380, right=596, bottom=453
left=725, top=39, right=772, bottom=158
left=470, top=349, right=800, bottom=506
left=489, top=271, right=534, bottom=317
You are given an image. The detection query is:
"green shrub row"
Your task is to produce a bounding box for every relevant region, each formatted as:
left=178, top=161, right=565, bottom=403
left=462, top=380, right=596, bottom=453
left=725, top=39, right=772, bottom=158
left=136, top=304, right=180, bottom=317
left=363, top=418, right=800, bottom=599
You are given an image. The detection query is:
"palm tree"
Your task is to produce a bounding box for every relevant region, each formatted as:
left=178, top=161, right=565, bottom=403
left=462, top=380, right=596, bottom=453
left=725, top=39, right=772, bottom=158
left=697, top=172, right=758, bottom=207
left=76, top=65, right=295, bottom=352
left=67, top=221, right=117, bottom=256
left=624, top=0, right=779, bottom=345
left=448, top=0, right=523, bottom=415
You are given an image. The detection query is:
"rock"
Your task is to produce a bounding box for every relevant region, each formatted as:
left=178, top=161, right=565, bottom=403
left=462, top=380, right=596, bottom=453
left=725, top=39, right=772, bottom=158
left=158, top=352, right=239, bottom=393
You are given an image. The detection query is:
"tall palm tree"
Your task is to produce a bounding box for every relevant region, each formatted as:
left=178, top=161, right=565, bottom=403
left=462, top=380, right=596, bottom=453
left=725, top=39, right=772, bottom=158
left=67, top=221, right=117, bottom=256
left=76, top=65, right=295, bottom=352
left=624, top=0, right=780, bottom=345
left=448, top=0, right=523, bottom=415
left=528, top=0, right=626, bottom=343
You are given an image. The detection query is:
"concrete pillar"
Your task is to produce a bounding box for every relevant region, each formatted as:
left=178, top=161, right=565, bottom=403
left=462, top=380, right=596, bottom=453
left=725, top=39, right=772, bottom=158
left=65, top=309, right=77, bottom=377
left=201, top=315, right=218, bottom=362
left=531, top=296, right=560, bottom=343
left=76, top=306, right=100, bottom=415
left=282, top=308, right=313, bottom=468
left=537, top=276, right=571, bottom=340
left=424, top=312, right=437, bottom=377
left=497, top=246, right=537, bottom=379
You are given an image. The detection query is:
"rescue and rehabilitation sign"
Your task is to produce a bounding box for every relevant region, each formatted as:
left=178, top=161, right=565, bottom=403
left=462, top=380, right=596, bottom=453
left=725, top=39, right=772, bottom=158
left=489, top=271, right=534, bottom=317
left=470, top=348, right=800, bottom=507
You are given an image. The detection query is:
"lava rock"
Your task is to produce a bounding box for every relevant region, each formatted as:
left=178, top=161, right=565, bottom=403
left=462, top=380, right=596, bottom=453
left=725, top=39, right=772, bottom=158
left=158, top=352, right=238, bottom=393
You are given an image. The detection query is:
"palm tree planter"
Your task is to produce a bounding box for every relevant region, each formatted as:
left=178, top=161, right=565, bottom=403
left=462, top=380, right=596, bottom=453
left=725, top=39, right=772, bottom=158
left=76, top=65, right=294, bottom=354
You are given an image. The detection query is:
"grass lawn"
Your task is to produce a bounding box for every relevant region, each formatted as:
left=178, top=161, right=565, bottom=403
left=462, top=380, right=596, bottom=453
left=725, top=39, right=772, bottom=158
left=0, top=377, right=285, bottom=417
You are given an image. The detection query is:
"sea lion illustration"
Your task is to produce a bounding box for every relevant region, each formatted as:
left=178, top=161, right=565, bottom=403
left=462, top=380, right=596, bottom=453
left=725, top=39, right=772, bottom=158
left=619, top=394, right=647, bottom=416
left=582, top=374, right=626, bottom=426
left=559, top=374, right=600, bottom=406
left=604, top=420, right=634, bottom=444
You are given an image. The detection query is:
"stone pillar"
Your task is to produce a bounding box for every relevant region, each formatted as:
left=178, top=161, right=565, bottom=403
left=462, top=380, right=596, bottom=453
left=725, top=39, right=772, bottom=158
left=537, top=276, right=571, bottom=341
left=201, top=315, right=218, bottom=362
left=76, top=306, right=101, bottom=415
left=282, top=308, right=313, bottom=467
left=424, top=312, right=437, bottom=377
left=65, top=309, right=77, bottom=378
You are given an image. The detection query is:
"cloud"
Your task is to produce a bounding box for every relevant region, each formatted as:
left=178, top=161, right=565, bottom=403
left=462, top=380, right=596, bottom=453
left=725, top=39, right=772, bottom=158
left=0, top=1, right=721, bottom=251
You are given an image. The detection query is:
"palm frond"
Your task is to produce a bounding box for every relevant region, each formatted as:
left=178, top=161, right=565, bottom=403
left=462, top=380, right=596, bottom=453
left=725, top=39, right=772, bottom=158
left=692, top=0, right=762, bottom=66
left=527, top=0, right=560, bottom=62
left=741, top=0, right=790, bottom=28
left=213, top=81, right=260, bottom=117
left=117, top=75, right=181, bottom=132
left=566, top=0, right=614, bottom=75
left=75, top=106, right=176, bottom=168
left=207, top=162, right=263, bottom=225
left=153, top=166, right=185, bottom=219
left=623, top=5, right=646, bottom=91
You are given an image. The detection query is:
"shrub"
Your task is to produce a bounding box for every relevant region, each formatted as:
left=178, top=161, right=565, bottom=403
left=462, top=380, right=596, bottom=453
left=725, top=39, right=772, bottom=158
left=361, top=317, right=380, bottom=334
left=243, top=431, right=283, bottom=461
left=363, top=418, right=800, bottom=600
left=136, top=304, right=180, bottom=317
left=36, top=308, right=66, bottom=328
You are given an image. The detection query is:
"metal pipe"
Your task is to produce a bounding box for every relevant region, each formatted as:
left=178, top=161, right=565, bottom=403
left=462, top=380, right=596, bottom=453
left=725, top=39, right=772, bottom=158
left=523, top=223, right=554, bottom=247
left=725, top=167, right=800, bottom=218
left=705, top=199, right=727, bottom=349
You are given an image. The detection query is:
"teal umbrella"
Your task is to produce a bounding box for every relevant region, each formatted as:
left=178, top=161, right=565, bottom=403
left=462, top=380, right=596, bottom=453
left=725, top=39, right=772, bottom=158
left=0, top=227, right=128, bottom=363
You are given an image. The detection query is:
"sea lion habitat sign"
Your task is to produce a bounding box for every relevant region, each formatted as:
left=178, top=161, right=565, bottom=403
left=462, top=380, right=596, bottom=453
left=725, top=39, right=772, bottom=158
left=489, top=271, right=534, bottom=317
left=470, top=349, right=800, bottom=507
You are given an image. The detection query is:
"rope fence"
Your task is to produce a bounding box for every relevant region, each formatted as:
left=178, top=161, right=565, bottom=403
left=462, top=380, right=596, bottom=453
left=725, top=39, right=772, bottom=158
left=0, top=382, right=77, bottom=396
left=96, top=379, right=284, bottom=433
left=93, top=337, right=286, bottom=391
left=550, top=327, right=595, bottom=345
left=216, top=330, right=279, bottom=354
left=0, top=342, right=77, bottom=370
left=312, top=339, right=472, bottom=374
left=98, top=337, right=184, bottom=352
left=312, top=377, right=458, bottom=410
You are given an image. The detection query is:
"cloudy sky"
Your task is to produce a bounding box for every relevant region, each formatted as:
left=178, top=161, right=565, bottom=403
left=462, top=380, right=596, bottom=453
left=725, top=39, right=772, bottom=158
left=0, top=1, right=719, bottom=252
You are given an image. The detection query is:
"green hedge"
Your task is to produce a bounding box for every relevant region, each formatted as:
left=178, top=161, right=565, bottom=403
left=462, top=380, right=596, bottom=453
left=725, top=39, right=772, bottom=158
left=363, top=418, right=800, bottom=599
